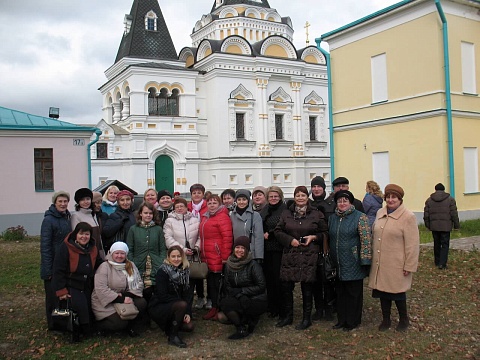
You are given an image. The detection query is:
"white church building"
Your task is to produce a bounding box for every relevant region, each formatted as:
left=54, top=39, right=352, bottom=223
left=91, top=0, right=330, bottom=196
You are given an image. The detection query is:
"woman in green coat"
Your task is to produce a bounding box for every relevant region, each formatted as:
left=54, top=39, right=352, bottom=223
left=127, top=202, right=167, bottom=300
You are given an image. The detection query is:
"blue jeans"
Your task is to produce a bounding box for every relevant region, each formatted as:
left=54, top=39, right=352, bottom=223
left=432, top=231, right=450, bottom=267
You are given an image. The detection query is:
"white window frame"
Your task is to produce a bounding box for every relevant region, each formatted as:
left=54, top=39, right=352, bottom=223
left=461, top=42, right=477, bottom=94
left=464, top=147, right=479, bottom=193
left=371, top=53, right=388, bottom=103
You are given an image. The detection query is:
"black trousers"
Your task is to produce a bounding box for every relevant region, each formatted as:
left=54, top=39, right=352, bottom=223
left=44, top=279, right=56, bottom=330
left=192, top=278, right=205, bottom=299
left=264, top=251, right=282, bottom=314
left=336, top=279, right=364, bottom=328
left=432, top=231, right=450, bottom=267
left=207, top=272, right=222, bottom=307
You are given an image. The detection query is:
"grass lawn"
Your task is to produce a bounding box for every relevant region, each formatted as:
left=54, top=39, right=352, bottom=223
left=0, top=231, right=479, bottom=359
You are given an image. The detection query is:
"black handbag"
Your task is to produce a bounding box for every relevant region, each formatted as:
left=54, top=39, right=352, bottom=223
left=320, top=252, right=337, bottom=282
left=51, top=299, right=80, bottom=339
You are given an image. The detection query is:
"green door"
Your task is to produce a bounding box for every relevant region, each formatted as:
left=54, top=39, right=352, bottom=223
left=155, top=155, right=174, bottom=193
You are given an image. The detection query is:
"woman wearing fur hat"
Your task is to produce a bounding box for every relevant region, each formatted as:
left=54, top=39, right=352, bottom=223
left=230, top=189, right=264, bottom=262
left=149, top=246, right=194, bottom=348
left=218, top=236, right=267, bottom=340
left=102, top=190, right=136, bottom=252
left=71, top=188, right=104, bottom=259
left=329, top=190, right=372, bottom=332
left=259, top=186, right=286, bottom=318
left=274, top=186, right=328, bottom=330
left=368, top=184, right=419, bottom=332
left=127, top=202, right=167, bottom=301
left=91, top=242, right=147, bottom=337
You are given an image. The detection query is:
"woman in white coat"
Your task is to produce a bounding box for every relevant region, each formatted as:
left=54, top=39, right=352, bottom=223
left=163, top=198, right=200, bottom=256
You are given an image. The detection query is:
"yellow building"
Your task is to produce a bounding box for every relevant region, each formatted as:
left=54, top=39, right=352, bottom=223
left=317, top=0, right=480, bottom=219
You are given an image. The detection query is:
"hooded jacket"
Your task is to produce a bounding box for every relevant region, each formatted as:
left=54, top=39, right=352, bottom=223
left=424, top=191, right=460, bottom=232
left=40, top=205, right=72, bottom=280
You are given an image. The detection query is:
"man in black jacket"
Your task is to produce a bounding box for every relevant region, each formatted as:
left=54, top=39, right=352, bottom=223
left=424, top=183, right=460, bottom=269
left=326, top=177, right=365, bottom=214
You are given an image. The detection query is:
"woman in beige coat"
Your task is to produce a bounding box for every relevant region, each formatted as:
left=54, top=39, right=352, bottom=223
left=91, top=242, right=147, bottom=337
left=368, top=184, right=419, bottom=332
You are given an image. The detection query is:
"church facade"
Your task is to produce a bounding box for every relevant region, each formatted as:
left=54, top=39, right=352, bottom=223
left=92, top=0, right=330, bottom=196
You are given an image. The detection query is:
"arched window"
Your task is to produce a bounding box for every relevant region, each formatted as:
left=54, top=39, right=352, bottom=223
left=148, top=87, right=179, bottom=116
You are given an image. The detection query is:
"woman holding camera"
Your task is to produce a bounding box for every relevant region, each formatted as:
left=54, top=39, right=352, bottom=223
left=274, top=186, right=328, bottom=330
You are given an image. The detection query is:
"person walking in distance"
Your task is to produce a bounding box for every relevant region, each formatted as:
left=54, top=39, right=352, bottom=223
left=423, top=183, right=460, bottom=270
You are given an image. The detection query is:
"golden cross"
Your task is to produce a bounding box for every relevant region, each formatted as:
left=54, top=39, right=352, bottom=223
left=304, top=21, right=311, bottom=46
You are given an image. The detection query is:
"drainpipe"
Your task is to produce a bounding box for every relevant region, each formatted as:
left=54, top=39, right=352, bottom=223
left=87, top=129, right=103, bottom=189
left=435, top=0, right=455, bottom=197
left=315, top=38, right=335, bottom=183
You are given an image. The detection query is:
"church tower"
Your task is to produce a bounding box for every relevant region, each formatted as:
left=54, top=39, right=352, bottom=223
left=93, top=0, right=331, bottom=197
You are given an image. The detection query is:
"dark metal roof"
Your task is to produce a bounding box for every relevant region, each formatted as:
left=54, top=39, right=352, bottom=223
left=211, top=0, right=270, bottom=12
left=93, top=180, right=138, bottom=195
left=115, top=0, right=177, bottom=63
left=133, top=62, right=196, bottom=71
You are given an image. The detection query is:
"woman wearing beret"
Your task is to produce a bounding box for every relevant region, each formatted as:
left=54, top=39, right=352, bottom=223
left=274, top=186, right=328, bottom=330
left=91, top=242, right=147, bottom=337
left=368, top=184, right=419, bottom=332
left=71, top=188, right=104, bottom=259
left=329, top=190, right=372, bottom=331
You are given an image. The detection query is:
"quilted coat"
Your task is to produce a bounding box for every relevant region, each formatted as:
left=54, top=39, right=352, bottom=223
left=368, top=204, right=420, bottom=293
left=199, top=206, right=233, bottom=273
left=40, top=205, right=72, bottom=280
left=164, top=211, right=200, bottom=250
left=328, top=207, right=372, bottom=281
left=274, top=203, right=328, bottom=283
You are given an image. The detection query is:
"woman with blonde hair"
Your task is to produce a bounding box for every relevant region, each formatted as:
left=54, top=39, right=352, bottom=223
left=363, top=181, right=383, bottom=227
left=149, top=246, right=194, bottom=348
left=101, top=185, right=120, bottom=215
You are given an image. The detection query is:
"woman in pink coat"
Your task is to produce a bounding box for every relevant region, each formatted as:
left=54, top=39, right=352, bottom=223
left=198, top=194, right=233, bottom=320
left=368, top=184, right=419, bottom=332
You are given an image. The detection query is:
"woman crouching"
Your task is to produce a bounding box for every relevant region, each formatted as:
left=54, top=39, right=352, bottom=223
left=219, top=236, right=267, bottom=340
left=91, top=242, right=147, bottom=337
left=148, top=246, right=194, bottom=348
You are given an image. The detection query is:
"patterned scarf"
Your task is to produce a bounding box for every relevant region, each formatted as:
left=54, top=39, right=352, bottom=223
left=294, top=205, right=308, bottom=219
left=191, top=200, right=204, bottom=218
left=140, top=220, right=156, bottom=228
left=161, top=262, right=190, bottom=291
left=335, top=205, right=355, bottom=217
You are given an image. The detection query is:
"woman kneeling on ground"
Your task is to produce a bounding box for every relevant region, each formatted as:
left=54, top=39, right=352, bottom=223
left=219, top=236, right=267, bottom=340
left=148, top=246, right=194, bottom=348
left=91, top=242, right=147, bottom=337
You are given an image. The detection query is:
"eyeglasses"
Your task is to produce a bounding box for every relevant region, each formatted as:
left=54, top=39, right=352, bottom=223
left=336, top=198, right=350, bottom=204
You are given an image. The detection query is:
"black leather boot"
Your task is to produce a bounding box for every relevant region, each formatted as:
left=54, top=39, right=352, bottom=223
left=228, top=325, right=249, bottom=340
left=295, top=283, right=313, bottom=330
left=168, top=320, right=187, bottom=348
left=395, top=300, right=409, bottom=332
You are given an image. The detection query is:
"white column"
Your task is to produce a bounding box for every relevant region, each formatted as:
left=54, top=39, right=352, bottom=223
left=112, top=103, right=121, bottom=123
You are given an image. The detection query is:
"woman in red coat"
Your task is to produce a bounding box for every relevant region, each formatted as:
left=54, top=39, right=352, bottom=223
left=199, top=194, right=233, bottom=320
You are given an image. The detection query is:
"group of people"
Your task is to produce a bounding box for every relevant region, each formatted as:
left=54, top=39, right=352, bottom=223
left=41, top=175, right=460, bottom=346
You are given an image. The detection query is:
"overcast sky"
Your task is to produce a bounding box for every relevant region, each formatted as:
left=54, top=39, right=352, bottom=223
left=0, top=0, right=398, bottom=125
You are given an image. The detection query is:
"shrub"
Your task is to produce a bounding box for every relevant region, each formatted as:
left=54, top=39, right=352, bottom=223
left=1, top=225, right=27, bottom=241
